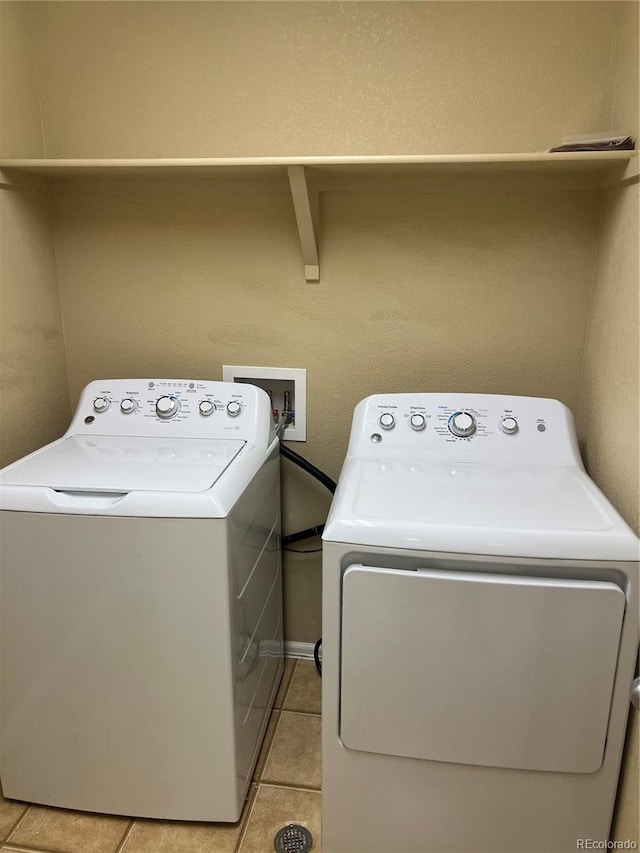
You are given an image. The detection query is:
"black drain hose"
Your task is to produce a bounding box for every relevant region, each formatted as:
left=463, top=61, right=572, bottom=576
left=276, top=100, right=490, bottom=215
left=283, top=524, right=325, bottom=547
left=280, top=444, right=336, bottom=547
left=280, top=443, right=335, bottom=677
left=280, top=444, right=337, bottom=495
left=313, top=637, right=322, bottom=676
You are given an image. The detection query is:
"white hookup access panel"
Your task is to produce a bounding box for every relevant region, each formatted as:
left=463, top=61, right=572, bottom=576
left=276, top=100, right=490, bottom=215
left=222, top=365, right=306, bottom=441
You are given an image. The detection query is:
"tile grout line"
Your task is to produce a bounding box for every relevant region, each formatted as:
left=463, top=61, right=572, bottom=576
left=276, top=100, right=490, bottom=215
left=260, top=715, right=322, bottom=789
left=259, top=709, right=282, bottom=773
left=233, top=782, right=260, bottom=853
left=278, top=708, right=321, bottom=719
left=2, top=843, right=65, bottom=853
left=281, top=659, right=322, bottom=715
left=114, top=818, right=135, bottom=853
left=278, top=658, right=298, bottom=710
left=238, top=664, right=296, bottom=853
left=250, top=658, right=299, bottom=786
left=3, top=805, right=32, bottom=846
left=258, top=780, right=322, bottom=794
left=258, top=704, right=286, bottom=784
left=2, top=810, right=133, bottom=853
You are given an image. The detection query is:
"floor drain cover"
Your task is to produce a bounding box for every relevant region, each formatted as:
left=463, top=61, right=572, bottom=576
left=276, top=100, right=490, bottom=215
left=273, top=823, right=313, bottom=852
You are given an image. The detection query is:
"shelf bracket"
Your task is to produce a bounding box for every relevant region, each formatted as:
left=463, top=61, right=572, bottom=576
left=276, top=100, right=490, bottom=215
left=287, top=165, right=320, bottom=282
left=600, top=152, right=639, bottom=188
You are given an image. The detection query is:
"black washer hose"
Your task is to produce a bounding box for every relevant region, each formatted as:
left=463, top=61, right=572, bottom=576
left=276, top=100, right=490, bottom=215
left=280, top=443, right=334, bottom=678
left=313, top=638, right=322, bottom=677
left=283, top=524, right=325, bottom=547
left=280, top=443, right=337, bottom=495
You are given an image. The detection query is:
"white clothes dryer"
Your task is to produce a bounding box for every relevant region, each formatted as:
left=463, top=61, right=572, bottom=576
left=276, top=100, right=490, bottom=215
left=322, top=393, right=639, bottom=853
left=0, top=378, right=282, bottom=821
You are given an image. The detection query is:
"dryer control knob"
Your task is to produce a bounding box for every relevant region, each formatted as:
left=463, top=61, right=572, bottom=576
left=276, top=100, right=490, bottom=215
left=500, top=416, right=519, bottom=435
left=156, top=396, right=180, bottom=419
left=227, top=401, right=242, bottom=417
left=409, top=414, right=426, bottom=431
left=199, top=400, right=215, bottom=417
left=449, top=411, right=476, bottom=438
left=379, top=413, right=395, bottom=430
left=120, top=398, right=136, bottom=414
left=93, top=397, right=110, bottom=413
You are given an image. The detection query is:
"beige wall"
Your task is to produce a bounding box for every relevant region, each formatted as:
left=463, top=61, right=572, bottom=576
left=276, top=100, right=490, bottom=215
left=0, top=2, right=43, bottom=157
left=0, top=2, right=68, bottom=467
left=577, top=181, right=639, bottom=532
left=0, top=176, right=70, bottom=467
left=29, top=0, right=621, bottom=157
left=576, top=1, right=639, bottom=843
left=611, top=1, right=640, bottom=139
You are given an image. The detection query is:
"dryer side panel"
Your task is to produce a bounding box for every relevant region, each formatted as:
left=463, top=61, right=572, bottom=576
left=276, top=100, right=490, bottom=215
left=340, top=565, right=625, bottom=774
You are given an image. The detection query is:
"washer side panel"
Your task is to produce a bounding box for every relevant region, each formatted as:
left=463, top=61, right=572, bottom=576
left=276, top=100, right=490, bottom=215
left=0, top=512, right=237, bottom=820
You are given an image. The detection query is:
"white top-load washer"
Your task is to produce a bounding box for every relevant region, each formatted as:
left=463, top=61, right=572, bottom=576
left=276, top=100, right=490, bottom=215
left=0, top=378, right=282, bottom=821
left=322, top=393, right=639, bottom=853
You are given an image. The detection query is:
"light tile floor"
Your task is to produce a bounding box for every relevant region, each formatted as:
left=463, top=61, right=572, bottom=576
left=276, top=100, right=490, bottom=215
left=0, top=658, right=322, bottom=853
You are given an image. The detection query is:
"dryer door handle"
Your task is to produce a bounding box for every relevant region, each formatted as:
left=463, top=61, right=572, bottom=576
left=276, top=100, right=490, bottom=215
left=631, top=677, right=640, bottom=711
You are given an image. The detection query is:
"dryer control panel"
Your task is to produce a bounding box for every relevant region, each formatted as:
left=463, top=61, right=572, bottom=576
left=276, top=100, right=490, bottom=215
left=68, top=379, right=274, bottom=443
left=348, top=393, right=582, bottom=467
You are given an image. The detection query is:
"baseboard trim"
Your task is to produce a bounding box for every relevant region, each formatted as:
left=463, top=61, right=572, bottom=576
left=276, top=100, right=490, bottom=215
left=284, top=641, right=317, bottom=660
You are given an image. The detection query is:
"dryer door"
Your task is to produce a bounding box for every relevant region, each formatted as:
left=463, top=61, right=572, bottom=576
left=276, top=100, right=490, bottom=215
left=340, top=565, right=625, bottom=774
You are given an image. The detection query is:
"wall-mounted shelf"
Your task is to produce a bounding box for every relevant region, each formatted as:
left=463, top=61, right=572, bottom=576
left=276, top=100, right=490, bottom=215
left=0, top=151, right=635, bottom=176
left=1, top=151, right=636, bottom=281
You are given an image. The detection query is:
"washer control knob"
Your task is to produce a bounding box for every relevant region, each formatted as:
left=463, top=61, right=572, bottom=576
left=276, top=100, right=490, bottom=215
left=449, top=411, right=476, bottom=438
left=500, top=416, right=519, bottom=435
left=120, top=398, right=136, bottom=414
left=199, top=400, right=215, bottom=417
left=379, top=413, right=395, bottom=430
left=409, top=413, right=426, bottom=432
left=93, top=397, right=110, bottom=413
left=156, top=396, right=180, bottom=419
left=227, top=401, right=242, bottom=417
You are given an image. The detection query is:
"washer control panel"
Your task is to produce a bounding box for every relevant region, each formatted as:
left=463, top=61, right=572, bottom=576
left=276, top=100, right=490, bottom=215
left=72, top=379, right=272, bottom=441
left=352, top=393, right=581, bottom=466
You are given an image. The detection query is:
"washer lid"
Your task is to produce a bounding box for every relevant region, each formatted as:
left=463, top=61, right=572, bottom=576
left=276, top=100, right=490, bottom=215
left=323, top=459, right=640, bottom=561
left=0, top=435, right=246, bottom=493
